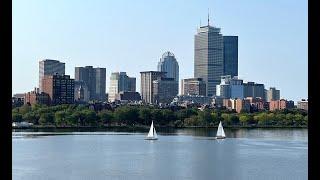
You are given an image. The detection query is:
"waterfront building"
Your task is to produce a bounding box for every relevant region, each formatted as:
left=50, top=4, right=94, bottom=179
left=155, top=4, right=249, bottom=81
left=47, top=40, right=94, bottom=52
left=269, top=99, right=294, bottom=111
left=42, top=74, right=74, bottom=105
left=194, top=18, right=224, bottom=96
left=108, top=72, right=136, bottom=102
left=153, top=77, right=178, bottom=104
left=223, top=36, right=238, bottom=77
left=236, top=99, right=251, bottom=113
left=75, top=66, right=106, bottom=101
left=24, top=88, right=50, bottom=105
left=245, top=97, right=265, bottom=111
left=297, top=99, right=308, bottom=111
left=181, top=78, right=206, bottom=96
left=140, top=71, right=166, bottom=104
left=39, top=59, right=65, bottom=92
left=267, top=87, right=280, bottom=102
left=223, top=98, right=237, bottom=110
left=157, top=51, right=179, bottom=82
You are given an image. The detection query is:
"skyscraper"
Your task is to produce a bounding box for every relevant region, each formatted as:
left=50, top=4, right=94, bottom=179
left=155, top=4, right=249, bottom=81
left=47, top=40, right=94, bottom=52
left=140, top=71, right=166, bottom=104
left=223, top=36, right=238, bottom=77
left=75, top=66, right=106, bottom=101
left=157, top=51, right=179, bottom=82
left=108, top=72, right=136, bottom=102
left=194, top=18, right=224, bottom=96
left=94, top=68, right=106, bottom=101
left=39, top=59, right=65, bottom=92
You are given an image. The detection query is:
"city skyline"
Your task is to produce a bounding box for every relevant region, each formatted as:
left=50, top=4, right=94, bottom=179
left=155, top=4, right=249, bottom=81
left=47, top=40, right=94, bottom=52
left=13, top=0, right=307, bottom=102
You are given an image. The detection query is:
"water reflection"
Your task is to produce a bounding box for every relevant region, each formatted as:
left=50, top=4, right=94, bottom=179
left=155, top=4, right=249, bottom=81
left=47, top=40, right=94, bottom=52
left=13, top=127, right=308, bottom=141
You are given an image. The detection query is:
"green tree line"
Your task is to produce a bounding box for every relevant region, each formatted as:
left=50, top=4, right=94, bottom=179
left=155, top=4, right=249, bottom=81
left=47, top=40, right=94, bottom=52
left=12, top=104, right=308, bottom=127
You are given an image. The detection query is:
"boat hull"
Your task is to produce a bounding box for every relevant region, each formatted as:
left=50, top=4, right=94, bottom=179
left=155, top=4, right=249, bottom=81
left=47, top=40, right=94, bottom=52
left=215, top=136, right=226, bottom=139
left=145, top=137, right=158, bottom=140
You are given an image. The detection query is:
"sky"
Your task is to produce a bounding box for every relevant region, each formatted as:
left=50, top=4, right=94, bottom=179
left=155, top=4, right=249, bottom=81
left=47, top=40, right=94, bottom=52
left=13, top=0, right=308, bottom=102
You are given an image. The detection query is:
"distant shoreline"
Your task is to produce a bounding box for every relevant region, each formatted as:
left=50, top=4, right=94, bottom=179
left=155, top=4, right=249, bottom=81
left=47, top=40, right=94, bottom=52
left=12, top=125, right=308, bottom=130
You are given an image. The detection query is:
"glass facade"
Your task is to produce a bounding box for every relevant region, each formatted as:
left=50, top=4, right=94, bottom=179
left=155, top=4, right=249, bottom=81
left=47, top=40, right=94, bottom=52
left=194, top=25, right=224, bottom=96
left=223, top=36, right=238, bottom=77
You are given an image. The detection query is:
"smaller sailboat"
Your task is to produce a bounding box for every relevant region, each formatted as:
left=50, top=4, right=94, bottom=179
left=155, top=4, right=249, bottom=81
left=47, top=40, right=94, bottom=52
left=216, top=121, right=226, bottom=139
left=145, top=121, right=158, bottom=140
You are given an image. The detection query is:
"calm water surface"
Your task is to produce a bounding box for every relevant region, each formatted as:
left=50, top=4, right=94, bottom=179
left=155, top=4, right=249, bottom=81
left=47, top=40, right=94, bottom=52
left=13, top=128, right=307, bottom=180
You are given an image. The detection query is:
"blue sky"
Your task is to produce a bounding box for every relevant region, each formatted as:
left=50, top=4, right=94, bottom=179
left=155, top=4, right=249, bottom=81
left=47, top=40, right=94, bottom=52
left=13, top=0, right=308, bottom=102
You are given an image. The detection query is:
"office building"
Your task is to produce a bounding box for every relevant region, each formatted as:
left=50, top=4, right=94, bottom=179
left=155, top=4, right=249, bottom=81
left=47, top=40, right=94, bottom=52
left=42, top=74, right=74, bottom=105
left=157, top=51, right=179, bottom=82
left=75, top=66, right=106, bottom=101
left=108, top=72, right=136, bottom=102
left=194, top=19, right=224, bottom=96
left=223, top=36, right=238, bottom=77
left=243, top=82, right=265, bottom=99
left=39, top=59, right=65, bottom=92
left=181, top=78, right=206, bottom=96
left=153, top=77, right=178, bottom=104
left=267, top=87, right=280, bottom=102
left=216, top=75, right=244, bottom=99
left=140, top=71, right=166, bottom=104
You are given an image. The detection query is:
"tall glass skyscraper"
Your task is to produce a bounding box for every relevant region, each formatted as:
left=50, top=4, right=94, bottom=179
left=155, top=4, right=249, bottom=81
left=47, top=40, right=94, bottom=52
left=194, top=23, right=223, bottom=96
left=223, top=36, right=238, bottom=77
left=157, top=51, right=179, bottom=82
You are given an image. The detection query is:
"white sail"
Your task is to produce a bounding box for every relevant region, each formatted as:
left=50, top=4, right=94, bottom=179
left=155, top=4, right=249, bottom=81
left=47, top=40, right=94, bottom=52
left=153, top=127, right=158, bottom=138
left=216, top=121, right=226, bottom=137
left=147, top=121, right=154, bottom=137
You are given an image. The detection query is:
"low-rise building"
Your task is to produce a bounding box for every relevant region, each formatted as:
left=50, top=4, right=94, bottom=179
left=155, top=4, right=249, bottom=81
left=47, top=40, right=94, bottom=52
left=24, top=88, right=50, bottom=105
left=181, top=78, right=206, bottom=96
left=172, top=95, right=212, bottom=106
left=269, top=99, right=294, bottom=111
left=236, top=99, right=251, bottom=113
left=115, top=91, right=141, bottom=101
left=297, top=99, right=308, bottom=111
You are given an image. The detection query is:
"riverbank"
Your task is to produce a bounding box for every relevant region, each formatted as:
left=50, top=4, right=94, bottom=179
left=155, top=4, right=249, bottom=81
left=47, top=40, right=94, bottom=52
left=12, top=124, right=307, bottom=130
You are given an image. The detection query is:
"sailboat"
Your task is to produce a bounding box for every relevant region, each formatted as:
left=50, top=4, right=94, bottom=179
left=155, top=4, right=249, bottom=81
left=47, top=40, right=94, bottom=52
left=216, top=121, right=226, bottom=139
left=145, top=121, right=158, bottom=140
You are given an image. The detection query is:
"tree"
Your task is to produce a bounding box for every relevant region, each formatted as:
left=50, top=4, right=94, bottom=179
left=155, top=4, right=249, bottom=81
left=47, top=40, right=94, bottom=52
left=22, top=112, right=39, bottom=124
left=197, top=110, right=212, bottom=126
left=98, top=110, right=114, bottom=125
left=139, top=108, right=152, bottom=125
left=12, top=112, right=23, bottom=122
left=19, top=104, right=31, bottom=115
left=55, top=111, right=67, bottom=126
left=39, top=113, right=54, bottom=125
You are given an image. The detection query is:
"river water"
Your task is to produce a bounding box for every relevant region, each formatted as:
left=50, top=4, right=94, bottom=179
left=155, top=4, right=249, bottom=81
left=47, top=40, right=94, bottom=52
left=13, top=128, right=307, bottom=180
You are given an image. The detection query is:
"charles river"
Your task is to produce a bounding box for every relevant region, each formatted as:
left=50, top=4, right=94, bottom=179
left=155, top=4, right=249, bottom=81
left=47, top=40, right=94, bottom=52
left=13, top=128, right=307, bottom=180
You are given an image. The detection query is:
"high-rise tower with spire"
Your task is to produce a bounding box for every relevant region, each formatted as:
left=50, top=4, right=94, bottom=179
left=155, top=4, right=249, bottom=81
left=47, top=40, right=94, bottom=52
left=194, top=13, right=224, bottom=96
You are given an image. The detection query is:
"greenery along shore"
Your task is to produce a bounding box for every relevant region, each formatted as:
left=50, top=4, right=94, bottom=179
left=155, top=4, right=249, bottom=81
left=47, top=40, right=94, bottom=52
left=12, top=104, right=308, bottom=128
